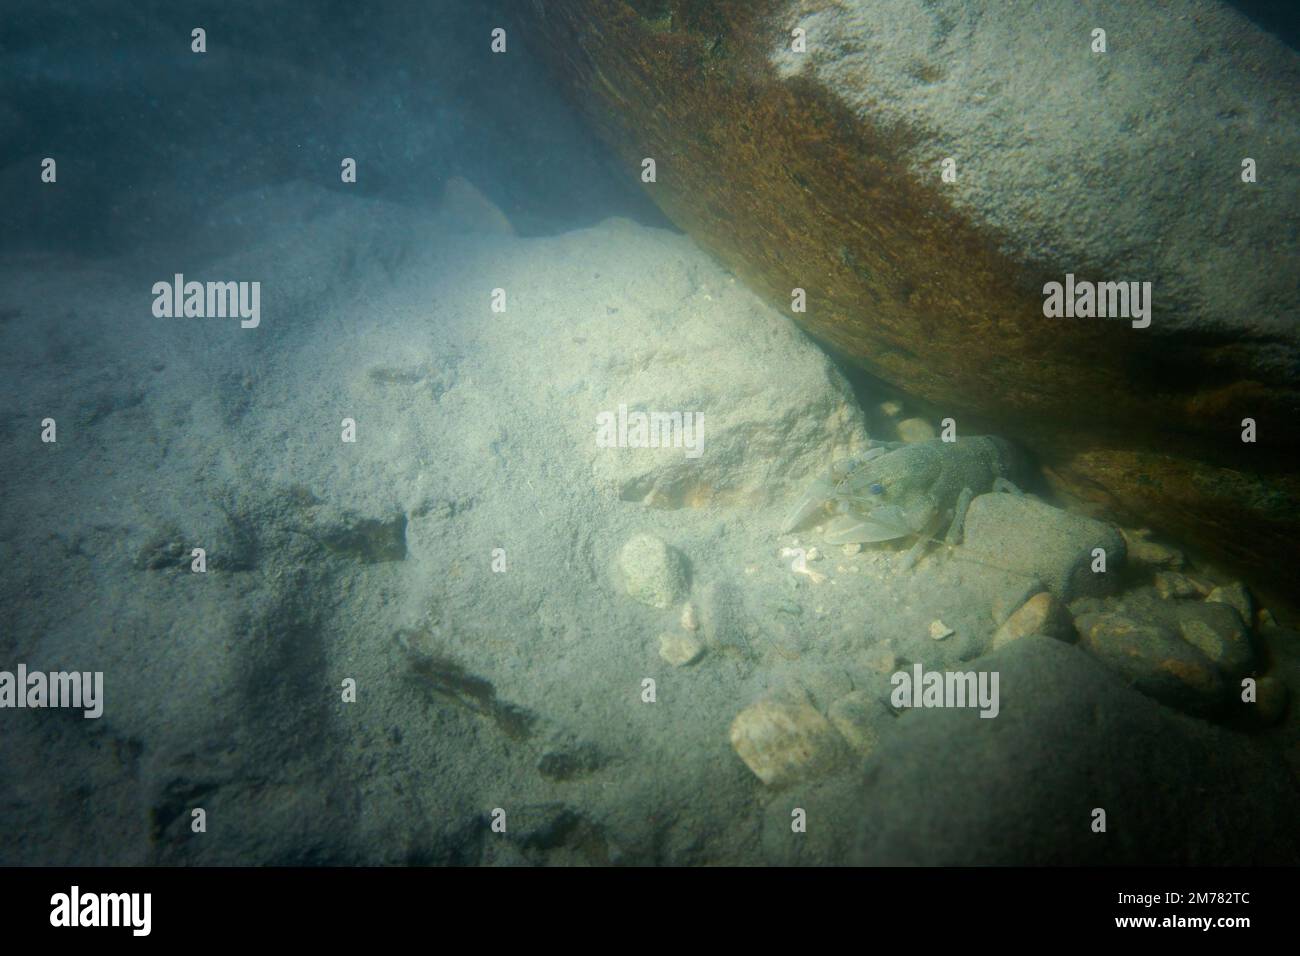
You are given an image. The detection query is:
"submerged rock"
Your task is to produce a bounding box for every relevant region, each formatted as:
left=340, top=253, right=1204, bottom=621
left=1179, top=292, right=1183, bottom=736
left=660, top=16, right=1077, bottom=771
left=618, top=533, right=689, bottom=609
left=729, top=693, right=847, bottom=788
left=1122, top=528, right=1185, bottom=571
left=581, top=224, right=869, bottom=513
left=989, top=591, right=1072, bottom=651
left=1069, top=586, right=1260, bottom=719
left=826, top=691, right=883, bottom=758
left=852, top=640, right=1300, bottom=865
left=1074, top=612, right=1226, bottom=716
left=962, top=493, right=1125, bottom=601
left=895, top=417, right=935, bottom=443
left=1154, top=571, right=1205, bottom=600
left=523, top=0, right=1300, bottom=593
left=1252, top=675, right=1290, bottom=727
left=1175, top=602, right=1255, bottom=682
left=1206, top=582, right=1255, bottom=628
left=657, top=631, right=703, bottom=668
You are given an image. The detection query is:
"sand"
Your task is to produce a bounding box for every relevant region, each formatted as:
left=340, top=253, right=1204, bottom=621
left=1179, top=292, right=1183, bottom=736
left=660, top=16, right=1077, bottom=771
left=0, top=172, right=1080, bottom=864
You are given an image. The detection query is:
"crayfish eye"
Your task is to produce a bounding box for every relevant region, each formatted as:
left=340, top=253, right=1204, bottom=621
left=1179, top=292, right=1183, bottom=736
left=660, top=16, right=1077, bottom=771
left=868, top=483, right=884, bottom=495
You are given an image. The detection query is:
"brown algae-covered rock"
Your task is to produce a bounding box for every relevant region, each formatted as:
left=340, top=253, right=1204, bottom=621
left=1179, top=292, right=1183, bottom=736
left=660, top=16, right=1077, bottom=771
left=1075, top=611, right=1227, bottom=715
left=522, top=0, right=1300, bottom=593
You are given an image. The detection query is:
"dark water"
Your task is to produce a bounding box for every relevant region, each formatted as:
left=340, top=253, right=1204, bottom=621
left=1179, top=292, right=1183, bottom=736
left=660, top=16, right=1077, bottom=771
left=1, top=0, right=666, bottom=256
left=1229, top=0, right=1300, bottom=48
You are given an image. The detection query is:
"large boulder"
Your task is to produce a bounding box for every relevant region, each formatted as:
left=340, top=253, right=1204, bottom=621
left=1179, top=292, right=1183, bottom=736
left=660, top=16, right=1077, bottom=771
left=521, top=0, right=1300, bottom=592
left=852, top=639, right=1300, bottom=865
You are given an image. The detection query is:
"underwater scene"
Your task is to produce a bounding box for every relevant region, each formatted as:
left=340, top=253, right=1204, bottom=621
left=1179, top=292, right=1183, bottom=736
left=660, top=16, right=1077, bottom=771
left=1, top=0, right=1298, bottom=872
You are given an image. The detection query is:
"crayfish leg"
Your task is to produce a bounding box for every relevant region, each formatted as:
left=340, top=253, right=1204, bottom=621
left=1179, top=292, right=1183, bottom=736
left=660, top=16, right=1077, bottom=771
left=781, top=476, right=836, bottom=533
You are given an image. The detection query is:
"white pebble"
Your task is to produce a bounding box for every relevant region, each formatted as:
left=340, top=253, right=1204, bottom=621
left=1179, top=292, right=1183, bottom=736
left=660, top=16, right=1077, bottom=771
left=929, top=620, right=955, bottom=641
left=680, top=602, right=699, bottom=631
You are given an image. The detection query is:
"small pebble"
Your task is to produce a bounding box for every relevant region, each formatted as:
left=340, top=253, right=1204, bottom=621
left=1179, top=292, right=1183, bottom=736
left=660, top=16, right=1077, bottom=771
left=841, top=543, right=861, bottom=556
left=992, top=582, right=1043, bottom=625
left=897, top=418, right=936, bottom=443
left=1155, top=571, right=1200, bottom=600
left=1206, top=582, right=1254, bottom=627
left=658, top=632, right=703, bottom=667
left=990, top=592, right=1071, bottom=650
left=619, top=533, right=689, bottom=609
left=680, top=602, right=699, bottom=631
left=929, top=619, right=954, bottom=641
left=729, top=694, right=845, bottom=787
left=1122, top=527, right=1185, bottom=569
